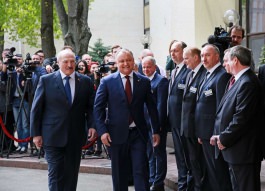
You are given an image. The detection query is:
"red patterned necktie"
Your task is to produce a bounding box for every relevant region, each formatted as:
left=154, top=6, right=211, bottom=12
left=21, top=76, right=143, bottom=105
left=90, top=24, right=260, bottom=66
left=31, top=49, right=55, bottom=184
left=125, top=76, right=133, bottom=124
left=228, top=76, right=235, bottom=90
left=125, top=76, right=132, bottom=103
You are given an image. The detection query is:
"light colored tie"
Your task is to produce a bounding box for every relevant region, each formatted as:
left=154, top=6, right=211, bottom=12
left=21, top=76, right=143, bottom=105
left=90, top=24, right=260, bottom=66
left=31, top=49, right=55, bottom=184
left=188, top=71, right=195, bottom=85
left=170, top=66, right=179, bottom=88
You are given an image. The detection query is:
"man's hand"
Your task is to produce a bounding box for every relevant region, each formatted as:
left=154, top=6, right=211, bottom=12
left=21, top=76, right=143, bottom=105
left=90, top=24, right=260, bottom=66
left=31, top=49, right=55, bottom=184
left=33, top=136, right=43, bottom=149
left=216, top=138, right=226, bottom=150
left=45, top=65, right=53, bottom=73
left=210, top=135, right=219, bottom=146
left=87, top=128, right=97, bottom=141
left=198, top=138, right=202, bottom=144
left=152, top=134, right=160, bottom=147
left=101, top=133, right=112, bottom=147
left=210, top=135, right=226, bottom=150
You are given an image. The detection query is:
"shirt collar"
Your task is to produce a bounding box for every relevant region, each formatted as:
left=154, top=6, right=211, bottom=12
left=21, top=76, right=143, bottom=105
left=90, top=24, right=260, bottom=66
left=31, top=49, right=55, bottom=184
left=235, top=67, right=250, bottom=81
left=120, top=72, right=133, bottom=79
left=175, top=62, right=185, bottom=70
left=148, top=71, right=156, bottom=80
left=192, top=63, right=203, bottom=75
left=60, top=70, right=75, bottom=80
left=207, top=62, right=221, bottom=76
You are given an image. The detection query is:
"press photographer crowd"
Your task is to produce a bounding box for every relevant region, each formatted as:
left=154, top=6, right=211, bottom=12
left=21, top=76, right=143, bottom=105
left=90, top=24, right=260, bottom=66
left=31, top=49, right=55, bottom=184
left=0, top=24, right=265, bottom=191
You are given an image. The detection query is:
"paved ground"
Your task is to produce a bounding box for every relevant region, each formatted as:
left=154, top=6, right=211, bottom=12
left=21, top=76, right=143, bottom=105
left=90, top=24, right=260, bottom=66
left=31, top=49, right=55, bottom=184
left=0, top=147, right=265, bottom=191
left=0, top=148, right=175, bottom=191
left=0, top=167, right=174, bottom=191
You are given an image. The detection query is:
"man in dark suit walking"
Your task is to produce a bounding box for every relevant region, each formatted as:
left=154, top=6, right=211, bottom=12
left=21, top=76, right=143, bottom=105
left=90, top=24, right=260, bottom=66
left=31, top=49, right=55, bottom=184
left=181, top=47, right=206, bottom=191
left=211, top=46, right=264, bottom=191
left=94, top=49, right=160, bottom=191
left=167, top=40, right=191, bottom=191
left=30, top=49, right=96, bottom=191
left=195, top=44, right=232, bottom=191
left=142, top=56, right=169, bottom=191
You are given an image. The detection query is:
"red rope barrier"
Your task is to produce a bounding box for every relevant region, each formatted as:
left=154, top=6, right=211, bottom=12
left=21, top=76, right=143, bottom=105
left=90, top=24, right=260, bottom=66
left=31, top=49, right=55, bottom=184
left=0, top=115, right=97, bottom=149
left=82, top=136, right=98, bottom=150
left=0, top=115, right=31, bottom=143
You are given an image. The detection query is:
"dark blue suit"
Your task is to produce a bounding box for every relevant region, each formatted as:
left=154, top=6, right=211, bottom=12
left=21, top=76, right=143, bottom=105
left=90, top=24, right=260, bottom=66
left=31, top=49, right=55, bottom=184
left=145, top=72, right=169, bottom=188
left=94, top=72, right=159, bottom=191
left=30, top=71, right=95, bottom=191
left=181, top=64, right=206, bottom=191
left=195, top=65, right=232, bottom=191
left=215, top=69, right=264, bottom=191
left=167, top=64, right=191, bottom=191
left=32, top=66, right=47, bottom=93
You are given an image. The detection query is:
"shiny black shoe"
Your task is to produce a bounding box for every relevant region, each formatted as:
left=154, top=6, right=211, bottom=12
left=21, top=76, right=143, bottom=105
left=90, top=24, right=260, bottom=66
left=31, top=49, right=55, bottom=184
left=150, top=185, right=165, bottom=191
left=32, top=150, right=39, bottom=156
left=85, top=150, right=94, bottom=155
left=93, top=150, right=102, bottom=156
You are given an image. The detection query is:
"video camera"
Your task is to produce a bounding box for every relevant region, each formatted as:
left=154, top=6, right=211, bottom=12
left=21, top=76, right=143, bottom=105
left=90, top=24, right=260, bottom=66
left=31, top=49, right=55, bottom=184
left=43, top=57, right=59, bottom=71
left=4, top=47, right=19, bottom=71
left=96, top=61, right=115, bottom=76
left=21, top=53, right=38, bottom=78
left=207, top=26, right=232, bottom=61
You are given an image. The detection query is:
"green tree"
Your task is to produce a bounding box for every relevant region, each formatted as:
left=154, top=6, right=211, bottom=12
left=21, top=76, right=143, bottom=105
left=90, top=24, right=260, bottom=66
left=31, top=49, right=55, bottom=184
left=259, top=45, right=265, bottom=65
left=0, top=0, right=62, bottom=58
left=88, top=38, right=111, bottom=63
left=0, top=0, right=94, bottom=59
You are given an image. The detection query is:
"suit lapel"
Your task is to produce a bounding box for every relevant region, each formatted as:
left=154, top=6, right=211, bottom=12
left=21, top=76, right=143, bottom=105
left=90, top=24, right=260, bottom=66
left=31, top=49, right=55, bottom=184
left=217, top=72, right=247, bottom=112
left=54, top=71, right=70, bottom=107
left=72, top=72, right=81, bottom=105
left=184, top=71, right=192, bottom=96
left=132, top=72, right=142, bottom=102
left=170, top=65, right=186, bottom=93
left=199, top=65, right=221, bottom=97
left=115, top=72, right=128, bottom=102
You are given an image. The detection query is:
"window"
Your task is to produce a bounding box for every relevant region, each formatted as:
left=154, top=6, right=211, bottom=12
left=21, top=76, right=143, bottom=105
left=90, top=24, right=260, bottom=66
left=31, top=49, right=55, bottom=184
left=243, top=0, right=265, bottom=68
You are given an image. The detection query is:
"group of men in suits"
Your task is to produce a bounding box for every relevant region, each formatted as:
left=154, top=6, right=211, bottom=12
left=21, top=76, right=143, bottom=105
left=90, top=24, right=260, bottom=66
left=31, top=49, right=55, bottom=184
left=28, top=42, right=264, bottom=191
left=168, top=42, right=264, bottom=191
left=211, top=46, right=264, bottom=191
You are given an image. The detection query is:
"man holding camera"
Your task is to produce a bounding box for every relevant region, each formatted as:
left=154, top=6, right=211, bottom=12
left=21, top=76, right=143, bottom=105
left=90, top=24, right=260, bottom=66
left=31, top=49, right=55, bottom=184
left=228, top=25, right=244, bottom=47
left=0, top=57, right=16, bottom=153
left=228, top=25, right=256, bottom=71
left=31, top=54, right=47, bottom=93
left=1, top=53, right=30, bottom=154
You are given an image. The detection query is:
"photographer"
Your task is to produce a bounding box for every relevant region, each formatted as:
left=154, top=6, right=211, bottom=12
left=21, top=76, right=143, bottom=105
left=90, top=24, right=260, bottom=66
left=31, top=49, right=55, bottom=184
left=30, top=54, right=47, bottom=93
left=1, top=53, right=29, bottom=154
left=228, top=25, right=256, bottom=71
left=228, top=25, right=244, bottom=47
left=75, top=60, right=89, bottom=76
left=35, top=50, right=45, bottom=66
left=0, top=59, right=16, bottom=152
left=43, top=57, right=58, bottom=74
left=89, top=62, right=100, bottom=89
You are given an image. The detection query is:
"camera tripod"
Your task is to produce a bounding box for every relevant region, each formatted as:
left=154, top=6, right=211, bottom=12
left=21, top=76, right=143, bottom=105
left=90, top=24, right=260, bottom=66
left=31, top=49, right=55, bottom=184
left=0, top=70, right=37, bottom=158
